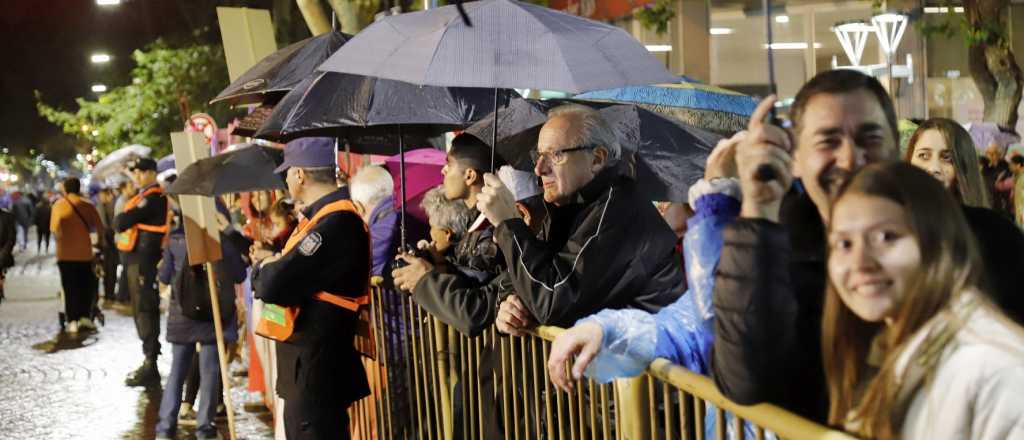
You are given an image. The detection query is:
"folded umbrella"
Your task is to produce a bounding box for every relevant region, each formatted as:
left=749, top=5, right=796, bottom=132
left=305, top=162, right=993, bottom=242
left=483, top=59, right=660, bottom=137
left=167, top=145, right=285, bottom=196
left=211, top=31, right=352, bottom=106
left=254, top=71, right=511, bottom=151
left=466, top=101, right=720, bottom=201
left=575, top=77, right=758, bottom=135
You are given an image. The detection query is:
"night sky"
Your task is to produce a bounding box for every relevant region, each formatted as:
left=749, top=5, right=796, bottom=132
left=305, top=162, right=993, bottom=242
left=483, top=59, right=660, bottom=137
left=0, top=1, right=278, bottom=161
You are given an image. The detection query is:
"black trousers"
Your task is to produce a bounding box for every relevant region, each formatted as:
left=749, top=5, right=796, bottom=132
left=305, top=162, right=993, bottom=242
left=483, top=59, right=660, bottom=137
left=126, top=255, right=161, bottom=358
left=116, top=252, right=130, bottom=303
left=284, top=398, right=350, bottom=440
left=100, top=245, right=118, bottom=300
left=36, top=227, right=50, bottom=252
left=57, top=261, right=97, bottom=322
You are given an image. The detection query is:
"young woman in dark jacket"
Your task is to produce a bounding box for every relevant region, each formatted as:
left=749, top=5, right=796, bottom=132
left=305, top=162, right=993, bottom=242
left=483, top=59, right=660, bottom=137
left=155, top=205, right=247, bottom=440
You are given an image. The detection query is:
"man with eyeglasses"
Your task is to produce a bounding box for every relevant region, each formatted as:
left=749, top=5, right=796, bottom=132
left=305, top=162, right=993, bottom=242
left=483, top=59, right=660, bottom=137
left=477, top=103, right=685, bottom=333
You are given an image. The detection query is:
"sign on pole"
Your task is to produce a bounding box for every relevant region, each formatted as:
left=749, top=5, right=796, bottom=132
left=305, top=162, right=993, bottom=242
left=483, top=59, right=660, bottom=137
left=171, top=131, right=222, bottom=265
left=216, top=7, right=278, bottom=82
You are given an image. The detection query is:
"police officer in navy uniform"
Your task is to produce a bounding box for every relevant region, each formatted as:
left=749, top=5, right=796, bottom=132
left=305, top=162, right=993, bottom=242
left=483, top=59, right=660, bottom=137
left=252, top=137, right=370, bottom=439
left=114, top=157, right=169, bottom=387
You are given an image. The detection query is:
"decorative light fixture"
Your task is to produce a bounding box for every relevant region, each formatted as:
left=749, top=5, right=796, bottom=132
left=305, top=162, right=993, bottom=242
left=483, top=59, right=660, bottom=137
left=833, top=20, right=874, bottom=66
left=91, top=84, right=108, bottom=93
left=871, top=12, right=909, bottom=59
left=90, top=53, right=112, bottom=63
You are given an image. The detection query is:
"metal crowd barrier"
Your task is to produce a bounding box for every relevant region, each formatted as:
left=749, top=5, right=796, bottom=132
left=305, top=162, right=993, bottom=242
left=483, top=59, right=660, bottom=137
left=346, top=284, right=857, bottom=440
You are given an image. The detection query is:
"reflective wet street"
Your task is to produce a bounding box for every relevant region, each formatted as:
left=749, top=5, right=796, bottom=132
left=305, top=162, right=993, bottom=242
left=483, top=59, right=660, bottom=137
left=0, top=241, right=273, bottom=440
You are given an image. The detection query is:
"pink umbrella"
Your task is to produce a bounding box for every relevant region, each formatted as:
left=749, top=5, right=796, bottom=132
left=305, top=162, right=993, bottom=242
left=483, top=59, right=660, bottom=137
left=384, top=148, right=447, bottom=228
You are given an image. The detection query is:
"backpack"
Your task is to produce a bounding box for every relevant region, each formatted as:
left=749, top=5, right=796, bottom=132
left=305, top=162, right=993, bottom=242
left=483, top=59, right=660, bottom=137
left=174, top=261, right=236, bottom=322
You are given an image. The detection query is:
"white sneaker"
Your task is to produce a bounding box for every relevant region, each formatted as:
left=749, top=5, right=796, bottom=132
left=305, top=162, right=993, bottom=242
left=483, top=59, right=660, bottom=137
left=66, top=320, right=79, bottom=335
left=78, top=318, right=96, bottom=331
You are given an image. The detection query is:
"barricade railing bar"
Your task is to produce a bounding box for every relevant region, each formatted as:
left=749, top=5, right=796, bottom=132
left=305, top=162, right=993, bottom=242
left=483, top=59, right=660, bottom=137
left=344, top=284, right=857, bottom=440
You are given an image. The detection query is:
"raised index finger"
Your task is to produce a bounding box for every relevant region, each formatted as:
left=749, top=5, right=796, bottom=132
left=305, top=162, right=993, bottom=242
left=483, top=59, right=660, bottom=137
left=747, top=95, right=778, bottom=132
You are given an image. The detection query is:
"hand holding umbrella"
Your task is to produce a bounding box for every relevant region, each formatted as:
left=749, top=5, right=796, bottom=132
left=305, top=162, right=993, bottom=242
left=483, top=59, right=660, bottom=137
left=476, top=174, right=520, bottom=226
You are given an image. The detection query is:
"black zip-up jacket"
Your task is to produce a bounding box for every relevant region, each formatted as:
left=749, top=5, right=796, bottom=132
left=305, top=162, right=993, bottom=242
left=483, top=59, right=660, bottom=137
left=493, top=163, right=685, bottom=327
left=711, top=190, right=1024, bottom=424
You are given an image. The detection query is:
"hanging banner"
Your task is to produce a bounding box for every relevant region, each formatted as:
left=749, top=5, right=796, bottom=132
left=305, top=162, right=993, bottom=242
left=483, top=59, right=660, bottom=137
left=548, top=0, right=655, bottom=21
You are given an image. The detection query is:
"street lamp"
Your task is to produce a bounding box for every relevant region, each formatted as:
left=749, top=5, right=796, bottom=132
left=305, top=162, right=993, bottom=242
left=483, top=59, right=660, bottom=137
left=90, top=53, right=111, bottom=64
left=96, top=0, right=121, bottom=5
left=833, top=20, right=874, bottom=67
left=91, top=84, right=108, bottom=93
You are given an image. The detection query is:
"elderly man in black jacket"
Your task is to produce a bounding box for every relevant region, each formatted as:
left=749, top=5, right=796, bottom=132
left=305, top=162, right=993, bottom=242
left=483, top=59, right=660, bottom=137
left=709, top=69, right=1024, bottom=424
left=478, top=103, right=685, bottom=331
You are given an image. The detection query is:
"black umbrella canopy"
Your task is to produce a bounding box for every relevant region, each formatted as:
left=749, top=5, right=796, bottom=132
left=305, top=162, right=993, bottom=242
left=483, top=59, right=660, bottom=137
left=466, top=101, right=720, bottom=201
left=211, top=31, right=351, bottom=106
left=167, top=144, right=286, bottom=196
left=254, top=71, right=516, bottom=151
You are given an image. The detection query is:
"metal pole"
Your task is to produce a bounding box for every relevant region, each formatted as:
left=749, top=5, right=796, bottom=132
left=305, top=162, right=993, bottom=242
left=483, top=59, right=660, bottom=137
left=491, top=88, right=499, bottom=172
left=204, top=261, right=238, bottom=440
left=399, top=125, right=407, bottom=250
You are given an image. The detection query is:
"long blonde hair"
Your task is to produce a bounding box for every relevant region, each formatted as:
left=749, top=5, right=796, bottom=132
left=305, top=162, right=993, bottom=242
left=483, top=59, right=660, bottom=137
left=904, top=118, right=991, bottom=208
left=822, top=162, right=985, bottom=439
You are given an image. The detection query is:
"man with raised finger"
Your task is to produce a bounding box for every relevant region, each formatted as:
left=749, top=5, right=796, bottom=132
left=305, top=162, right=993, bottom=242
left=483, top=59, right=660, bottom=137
left=477, top=103, right=684, bottom=330
left=709, top=70, right=901, bottom=422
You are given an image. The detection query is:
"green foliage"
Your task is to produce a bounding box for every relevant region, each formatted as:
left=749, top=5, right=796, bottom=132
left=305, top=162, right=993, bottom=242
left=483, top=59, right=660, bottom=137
left=916, top=2, right=1009, bottom=47
left=36, top=36, right=232, bottom=158
left=635, top=0, right=674, bottom=35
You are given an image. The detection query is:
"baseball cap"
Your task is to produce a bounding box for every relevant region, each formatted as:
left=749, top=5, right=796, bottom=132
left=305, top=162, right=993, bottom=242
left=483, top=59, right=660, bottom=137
left=128, top=157, right=157, bottom=172
left=274, top=137, right=336, bottom=173
left=496, top=165, right=541, bottom=202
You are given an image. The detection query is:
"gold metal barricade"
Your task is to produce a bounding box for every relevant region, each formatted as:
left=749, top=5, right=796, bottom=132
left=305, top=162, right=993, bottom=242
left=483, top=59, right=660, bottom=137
left=349, top=285, right=856, bottom=440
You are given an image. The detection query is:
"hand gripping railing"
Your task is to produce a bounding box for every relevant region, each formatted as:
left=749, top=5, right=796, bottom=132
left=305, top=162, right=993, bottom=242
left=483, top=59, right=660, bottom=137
left=347, top=283, right=857, bottom=440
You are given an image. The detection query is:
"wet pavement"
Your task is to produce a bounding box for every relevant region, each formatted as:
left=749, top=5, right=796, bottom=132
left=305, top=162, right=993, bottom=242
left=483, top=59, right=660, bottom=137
left=0, top=236, right=274, bottom=440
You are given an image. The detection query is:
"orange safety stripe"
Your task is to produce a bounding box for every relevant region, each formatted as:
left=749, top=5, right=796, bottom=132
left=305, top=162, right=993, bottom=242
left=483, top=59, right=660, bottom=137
left=282, top=199, right=370, bottom=312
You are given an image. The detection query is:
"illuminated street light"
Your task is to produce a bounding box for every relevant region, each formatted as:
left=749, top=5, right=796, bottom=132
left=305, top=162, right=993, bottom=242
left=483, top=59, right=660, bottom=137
left=91, top=53, right=112, bottom=64
left=92, top=84, right=108, bottom=93
left=97, top=0, right=121, bottom=5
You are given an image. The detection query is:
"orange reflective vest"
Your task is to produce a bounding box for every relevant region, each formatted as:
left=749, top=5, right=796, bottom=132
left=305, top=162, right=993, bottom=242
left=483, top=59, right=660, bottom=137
left=255, top=199, right=371, bottom=343
left=115, top=186, right=170, bottom=252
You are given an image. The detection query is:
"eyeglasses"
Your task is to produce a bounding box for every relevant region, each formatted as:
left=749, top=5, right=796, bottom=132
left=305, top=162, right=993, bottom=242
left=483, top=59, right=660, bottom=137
left=530, top=145, right=595, bottom=166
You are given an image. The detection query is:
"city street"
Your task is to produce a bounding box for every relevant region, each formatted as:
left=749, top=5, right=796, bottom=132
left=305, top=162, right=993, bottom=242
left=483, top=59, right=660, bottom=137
left=0, top=230, right=273, bottom=440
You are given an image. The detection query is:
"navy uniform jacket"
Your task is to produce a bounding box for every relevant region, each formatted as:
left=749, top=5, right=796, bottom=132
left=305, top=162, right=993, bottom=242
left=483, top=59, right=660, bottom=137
left=253, top=188, right=371, bottom=407
left=113, top=183, right=168, bottom=261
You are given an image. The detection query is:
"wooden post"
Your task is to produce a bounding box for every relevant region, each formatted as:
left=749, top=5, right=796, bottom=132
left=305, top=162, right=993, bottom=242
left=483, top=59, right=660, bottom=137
left=171, top=131, right=237, bottom=440
left=205, top=262, right=238, bottom=440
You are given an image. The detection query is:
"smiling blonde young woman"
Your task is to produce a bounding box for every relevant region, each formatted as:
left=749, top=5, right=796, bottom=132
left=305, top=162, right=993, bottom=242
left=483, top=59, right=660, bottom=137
left=822, top=162, right=1024, bottom=439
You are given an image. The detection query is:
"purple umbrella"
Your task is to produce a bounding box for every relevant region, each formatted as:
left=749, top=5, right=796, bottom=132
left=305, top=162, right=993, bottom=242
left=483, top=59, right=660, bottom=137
left=384, top=148, right=447, bottom=226
left=965, top=122, right=1020, bottom=153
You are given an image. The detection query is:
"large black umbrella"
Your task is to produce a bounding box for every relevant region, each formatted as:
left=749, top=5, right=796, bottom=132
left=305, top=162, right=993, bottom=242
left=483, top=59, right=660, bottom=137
left=466, top=101, right=720, bottom=201
left=167, top=144, right=285, bottom=196
left=254, top=71, right=513, bottom=151
left=211, top=31, right=351, bottom=107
